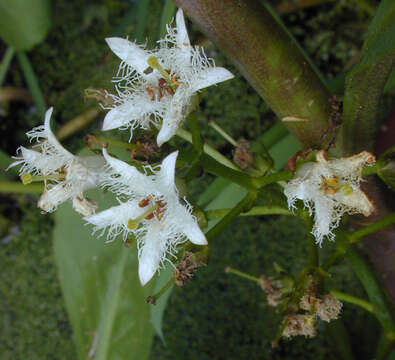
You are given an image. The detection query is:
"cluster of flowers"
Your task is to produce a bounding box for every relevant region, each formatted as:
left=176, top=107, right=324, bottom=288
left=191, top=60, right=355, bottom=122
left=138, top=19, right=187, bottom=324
left=10, top=9, right=233, bottom=286
left=10, top=7, right=376, bottom=286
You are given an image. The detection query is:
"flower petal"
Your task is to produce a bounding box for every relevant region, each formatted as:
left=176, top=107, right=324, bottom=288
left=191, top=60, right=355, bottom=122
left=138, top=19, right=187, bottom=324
left=105, top=37, right=150, bottom=75
left=138, top=225, right=164, bottom=285
left=43, top=107, right=73, bottom=158
left=38, top=184, right=71, bottom=212
left=102, top=103, right=135, bottom=131
left=183, top=221, right=207, bottom=245
left=174, top=8, right=192, bottom=65
left=156, top=115, right=180, bottom=147
left=191, top=67, right=234, bottom=92
left=157, top=151, right=178, bottom=191
left=103, top=149, right=153, bottom=194
left=334, top=188, right=374, bottom=217
left=175, top=9, right=190, bottom=48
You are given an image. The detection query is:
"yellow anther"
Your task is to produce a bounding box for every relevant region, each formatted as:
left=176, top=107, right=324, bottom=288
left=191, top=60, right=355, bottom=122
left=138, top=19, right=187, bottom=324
left=326, top=176, right=339, bottom=185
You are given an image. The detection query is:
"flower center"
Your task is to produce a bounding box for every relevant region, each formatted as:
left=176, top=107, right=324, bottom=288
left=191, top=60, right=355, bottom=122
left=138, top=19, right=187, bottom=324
left=321, top=176, right=339, bottom=195
left=127, top=195, right=167, bottom=229
left=145, top=56, right=180, bottom=101
left=321, top=175, right=354, bottom=196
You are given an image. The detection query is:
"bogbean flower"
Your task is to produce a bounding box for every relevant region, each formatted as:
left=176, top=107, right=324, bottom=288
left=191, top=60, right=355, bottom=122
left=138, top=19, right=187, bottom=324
left=103, top=8, right=234, bottom=146
left=10, top=108, right=106, bottom=216
left=284, top=150, right=375, bottom=245
left=85, top=149, right=207, bottom=285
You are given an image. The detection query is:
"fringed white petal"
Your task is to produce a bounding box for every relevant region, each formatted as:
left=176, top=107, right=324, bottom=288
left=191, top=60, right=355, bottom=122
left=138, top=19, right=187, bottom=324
left=191, top=67, right=235, bottom=92
left=156, top=114, right=180, bottom=147
left=157, top=151, right=178, bottom=191
left=138, top=224, right=165, bottom=285
left=102, top=149, right=153, bottom=195
left=38, top=184, right=71, bottom=213
left=183, top=221, right=207, bottom=245
left=105, top=37, right=150, bottom=75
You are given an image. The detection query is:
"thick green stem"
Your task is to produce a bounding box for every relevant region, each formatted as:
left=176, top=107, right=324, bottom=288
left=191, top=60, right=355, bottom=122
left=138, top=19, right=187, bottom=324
left=16, top=51, right=46, bottom=116
left=330, top=289, right=374, bottom=313
left=174, top=0, right=332, bottom=148
left=0, top=47, right=14, bottom=87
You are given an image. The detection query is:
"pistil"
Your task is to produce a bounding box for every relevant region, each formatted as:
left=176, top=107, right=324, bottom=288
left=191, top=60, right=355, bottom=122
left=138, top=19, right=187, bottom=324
left=20, top=173, right=65, bottom=185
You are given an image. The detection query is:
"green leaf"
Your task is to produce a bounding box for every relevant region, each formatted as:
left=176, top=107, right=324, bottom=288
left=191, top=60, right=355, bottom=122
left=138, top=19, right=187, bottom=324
left=53, top=189, right=157, bottom=360
left=342, top=0, right=395, bottom=153
left=0, top=0, right=51, bottom=50
left=150, top=266, right=174, bottom=343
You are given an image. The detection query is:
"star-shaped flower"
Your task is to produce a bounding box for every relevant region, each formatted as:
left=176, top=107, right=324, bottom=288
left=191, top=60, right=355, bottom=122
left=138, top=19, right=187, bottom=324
left=103, top=8, right=234, bottom=146
left=10, top=108, right=105, bottom=216
left=284, top=150, right=375, bottom=244
left=85, top=149, right=207, bottom=285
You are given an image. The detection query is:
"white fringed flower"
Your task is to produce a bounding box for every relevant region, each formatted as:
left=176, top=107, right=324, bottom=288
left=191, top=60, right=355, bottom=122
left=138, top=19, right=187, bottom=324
left=103, top=8, right=234, bottom=146
left=284, top=150, right=375, bottom=244
left=10, top=108, right=105, bottom=216
left=85, top=149, right=207, bottom=285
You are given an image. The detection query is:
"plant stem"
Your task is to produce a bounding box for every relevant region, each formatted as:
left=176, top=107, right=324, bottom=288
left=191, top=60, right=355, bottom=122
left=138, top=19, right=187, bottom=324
left=348, top=213, right=395, bottom=243
left=255, top=170, right=293, bottom=188
left=147, top=277, right=175, bottom=305
left=135, top=0, right=151, bottom=42
left=174, top=0, right=332, bottom=148
left=0, top=181, right=43, bottom=194
left=206, top=205, right=291, bottom=220
left=96, top=136, right=137, bottom=150
left=201, top=154, right=257, bottom=191
left=225, top=266, right=260, bottom=283
left=159, top=0, right=176, bottom=38
left=16, top=52, right=46, bottom=116
left=205, top=191, right=257, bottom=242
left=209, top=120, right=238, bottom=146
left=303, top=212, right=319, bottom=267
left=330, top=289, right=374, bottom=313
left=346, top=247, right=395, bottom=342
left=176, top=127, right=239, bottom=170
left=55, top=108, right=99, bottom=140
left=0, top=47, right=14, bottom=87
